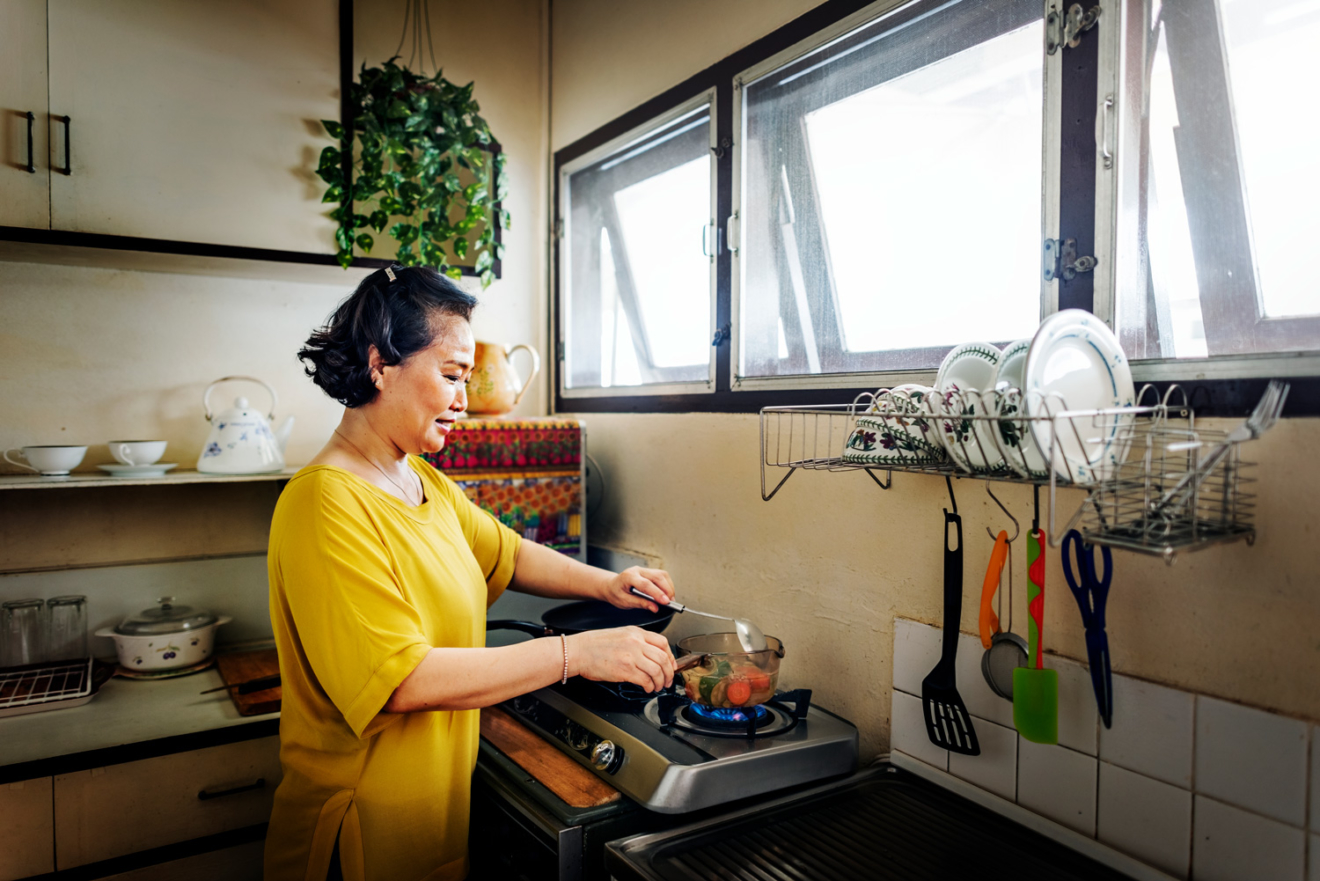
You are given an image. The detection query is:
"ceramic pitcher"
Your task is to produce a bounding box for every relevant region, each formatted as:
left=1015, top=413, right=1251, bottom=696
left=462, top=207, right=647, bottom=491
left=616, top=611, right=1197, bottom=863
left=465, top=343, right=540, bottom=416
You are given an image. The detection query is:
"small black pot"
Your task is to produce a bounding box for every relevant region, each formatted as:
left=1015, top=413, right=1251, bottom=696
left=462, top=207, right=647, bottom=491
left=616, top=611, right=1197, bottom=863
left=487, top=599, right=673, bottom=638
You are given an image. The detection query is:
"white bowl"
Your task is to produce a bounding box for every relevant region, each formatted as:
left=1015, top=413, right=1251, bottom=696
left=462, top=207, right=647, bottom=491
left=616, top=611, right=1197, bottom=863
left=95, top=616, right=231, bottom=671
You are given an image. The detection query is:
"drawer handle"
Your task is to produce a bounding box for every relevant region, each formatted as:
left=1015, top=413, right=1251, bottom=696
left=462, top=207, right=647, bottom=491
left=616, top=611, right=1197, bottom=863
left=24, top=112, right=35, bottom=173
left=57, top=115, right=71, bottom=175
left=197, top=777, right=266, bottom=801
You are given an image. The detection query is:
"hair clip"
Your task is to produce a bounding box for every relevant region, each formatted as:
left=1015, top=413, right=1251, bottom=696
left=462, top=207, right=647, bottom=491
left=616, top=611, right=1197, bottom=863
left=384, top=267, right=396, bottom=282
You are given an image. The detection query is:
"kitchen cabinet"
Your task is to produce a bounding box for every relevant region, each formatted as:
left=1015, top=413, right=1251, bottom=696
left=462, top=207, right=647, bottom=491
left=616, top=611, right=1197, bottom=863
left=100, top=839, right=265, bottom=880
left=54, top=735, right=281, bottom=869
left=2, top=0, right=338, bottom=254
left=0, top=776, right=54, bottom=880
left=0, top=0, right=50, bottom=230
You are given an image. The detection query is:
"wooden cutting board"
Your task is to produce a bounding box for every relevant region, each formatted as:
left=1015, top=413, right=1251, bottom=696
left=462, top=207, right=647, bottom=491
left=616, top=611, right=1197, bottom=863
left=215, top=648, right=281, bottom=716
left=480, top=706, right=621, bottom=809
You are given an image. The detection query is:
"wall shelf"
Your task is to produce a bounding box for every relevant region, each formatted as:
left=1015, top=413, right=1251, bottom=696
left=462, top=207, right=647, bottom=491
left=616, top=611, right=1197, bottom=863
left=0, top=468, right=300, bottom=492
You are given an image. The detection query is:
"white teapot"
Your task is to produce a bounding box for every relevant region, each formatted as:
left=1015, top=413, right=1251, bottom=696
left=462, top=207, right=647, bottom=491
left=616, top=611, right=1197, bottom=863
left=196, top=376, right=294, bottom=474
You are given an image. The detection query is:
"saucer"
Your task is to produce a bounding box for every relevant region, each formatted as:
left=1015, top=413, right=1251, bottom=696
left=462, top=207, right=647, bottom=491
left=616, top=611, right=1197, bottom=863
left=97, top=463, right=179, bottom=478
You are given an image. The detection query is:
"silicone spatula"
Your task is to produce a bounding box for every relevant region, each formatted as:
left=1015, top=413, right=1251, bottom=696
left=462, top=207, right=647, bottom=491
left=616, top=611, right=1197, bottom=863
left=1013, top=526, right=1058, bottom=744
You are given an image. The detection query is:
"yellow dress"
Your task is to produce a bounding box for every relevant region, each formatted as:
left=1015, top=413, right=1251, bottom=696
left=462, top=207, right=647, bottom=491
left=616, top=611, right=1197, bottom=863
left=264, top=459, right=521, bottom=881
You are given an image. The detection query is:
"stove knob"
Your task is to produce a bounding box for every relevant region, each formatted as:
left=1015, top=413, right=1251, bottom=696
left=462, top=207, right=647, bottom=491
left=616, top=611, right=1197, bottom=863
left=566, top=724, right=589, bottom=751
left=590, top=740, right=621, bottom=773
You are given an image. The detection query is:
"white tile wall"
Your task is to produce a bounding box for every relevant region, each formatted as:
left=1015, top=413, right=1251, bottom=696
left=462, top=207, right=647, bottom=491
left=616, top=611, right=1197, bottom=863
left=891, top=688, right=948, bottom=771
left=1097, top=761, right=1192, bottom=879
left=949, top=715, right=1017, bottom=800
left=891, top=618, right=1320, bottom=881
left=1196, top=695, right=1308, bottom=827
left=893, top=618, right=943, bottom=696
left=1192, top=795, right=1305, bottom=881
left=1018, top=739, right=1098, bottom=836
left=1050, top=654, right=1099, bottom=756
left=953, top=631, right=1016, bottom=728
left=1099, top=674, right=1195, bottom=788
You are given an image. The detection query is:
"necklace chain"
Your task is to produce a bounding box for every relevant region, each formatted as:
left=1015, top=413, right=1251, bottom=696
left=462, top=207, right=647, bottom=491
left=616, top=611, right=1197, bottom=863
left=334, top=428, right=422, bottom=504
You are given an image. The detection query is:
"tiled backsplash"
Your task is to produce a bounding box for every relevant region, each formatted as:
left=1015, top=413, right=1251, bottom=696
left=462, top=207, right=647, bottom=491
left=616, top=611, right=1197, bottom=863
left=892, top=618, right=1314, bottom=881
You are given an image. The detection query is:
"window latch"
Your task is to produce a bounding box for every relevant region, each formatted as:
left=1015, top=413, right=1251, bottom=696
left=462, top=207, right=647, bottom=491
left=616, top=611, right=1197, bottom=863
left=1043, top=238, right=1096, bottom=282
left=711, top=323, right=731, bottom=347
left=1046, top=3, right=1101, bottom=55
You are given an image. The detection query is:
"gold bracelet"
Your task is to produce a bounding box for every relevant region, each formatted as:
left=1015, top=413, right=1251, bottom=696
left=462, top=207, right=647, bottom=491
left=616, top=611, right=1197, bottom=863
left=560, top=633, right=569, bottom=685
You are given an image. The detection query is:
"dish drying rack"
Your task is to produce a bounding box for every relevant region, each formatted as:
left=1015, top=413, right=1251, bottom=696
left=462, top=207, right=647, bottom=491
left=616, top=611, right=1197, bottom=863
left=759, top=386, right=1256, bottom=563
left=0, top=658, right=97, bottom=718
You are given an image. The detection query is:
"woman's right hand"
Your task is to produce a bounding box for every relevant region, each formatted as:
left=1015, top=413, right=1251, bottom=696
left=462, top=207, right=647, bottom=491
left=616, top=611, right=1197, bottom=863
left=568, top=627, right=675, bottom=693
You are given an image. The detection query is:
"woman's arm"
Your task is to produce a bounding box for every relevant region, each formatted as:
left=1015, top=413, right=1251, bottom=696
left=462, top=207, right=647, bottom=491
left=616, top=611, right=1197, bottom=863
left=508, top=539, right=677, bottom=612
left=384, top=624, right=675, bottom=713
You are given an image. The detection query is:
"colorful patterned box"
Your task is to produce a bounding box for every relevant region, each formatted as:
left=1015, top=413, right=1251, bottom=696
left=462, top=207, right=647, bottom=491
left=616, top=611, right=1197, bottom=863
left=421, top=419, right=585, bottom=557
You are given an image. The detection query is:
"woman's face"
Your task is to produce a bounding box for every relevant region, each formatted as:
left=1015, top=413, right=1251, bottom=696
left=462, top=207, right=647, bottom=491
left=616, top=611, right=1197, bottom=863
left=373, top=314, right=475, bottom=454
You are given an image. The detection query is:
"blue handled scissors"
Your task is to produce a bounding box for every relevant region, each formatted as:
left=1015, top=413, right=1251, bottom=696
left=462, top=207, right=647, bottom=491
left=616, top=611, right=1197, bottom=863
left=1062, top=530, right=1113, bottom=728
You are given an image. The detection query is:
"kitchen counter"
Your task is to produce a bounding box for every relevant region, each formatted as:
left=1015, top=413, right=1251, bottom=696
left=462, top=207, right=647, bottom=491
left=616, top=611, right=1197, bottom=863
left=0, top=665, right=278, bottom=783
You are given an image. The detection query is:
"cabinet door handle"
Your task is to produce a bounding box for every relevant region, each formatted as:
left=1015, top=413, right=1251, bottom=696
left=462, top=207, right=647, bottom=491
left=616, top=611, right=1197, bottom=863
left=57, top=115, right=71, bottom=175
left=197, top=777, right=266, bottom=801
left=23, top=112, right=35, bottom=173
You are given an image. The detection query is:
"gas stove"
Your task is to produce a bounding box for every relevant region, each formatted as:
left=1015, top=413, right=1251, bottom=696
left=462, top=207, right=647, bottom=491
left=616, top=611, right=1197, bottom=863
left=500, top=678, right=859, bottom=813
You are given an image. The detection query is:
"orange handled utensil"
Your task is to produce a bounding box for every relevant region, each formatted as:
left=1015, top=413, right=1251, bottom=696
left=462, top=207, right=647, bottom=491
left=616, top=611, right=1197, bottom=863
left=978, top=531, right=1009, bottom=649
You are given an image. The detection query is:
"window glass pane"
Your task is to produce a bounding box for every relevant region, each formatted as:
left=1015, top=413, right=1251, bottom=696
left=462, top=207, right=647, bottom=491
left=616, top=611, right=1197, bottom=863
left=738, top=0, right=1043, bottom=380
left=562, top=106, right=713, bottom=390
left=1117, top=0, right=1320, bottom=360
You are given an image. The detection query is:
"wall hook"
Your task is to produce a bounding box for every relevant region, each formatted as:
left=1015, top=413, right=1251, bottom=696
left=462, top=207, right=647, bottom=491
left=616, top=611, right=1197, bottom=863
left=984, top=484, right=1020, bottom=542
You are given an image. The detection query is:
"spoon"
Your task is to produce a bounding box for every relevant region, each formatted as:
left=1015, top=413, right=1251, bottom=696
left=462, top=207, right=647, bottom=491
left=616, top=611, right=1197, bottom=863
left=628, top=587, right=769, bottom=652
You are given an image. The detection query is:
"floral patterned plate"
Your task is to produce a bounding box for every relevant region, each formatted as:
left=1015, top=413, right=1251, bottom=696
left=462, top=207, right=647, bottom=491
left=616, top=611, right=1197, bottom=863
left=990, top=339, right=1050, bottom=479
left=933, top=343, right=1007, bottom=474
left=843, top=385, right=946, bottom=466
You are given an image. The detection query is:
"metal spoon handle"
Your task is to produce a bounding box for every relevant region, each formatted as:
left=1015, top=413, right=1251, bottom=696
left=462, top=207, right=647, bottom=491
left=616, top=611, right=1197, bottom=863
left=628, top=586, right=734, bottom=622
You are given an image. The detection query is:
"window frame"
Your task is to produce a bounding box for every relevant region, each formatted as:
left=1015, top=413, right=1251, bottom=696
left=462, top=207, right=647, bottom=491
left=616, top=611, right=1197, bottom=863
left=729, top=0, right=1051, bottom=392
left=556, top=89, right=720, bottom=400
left=550, top=0, right=1319, bottom=417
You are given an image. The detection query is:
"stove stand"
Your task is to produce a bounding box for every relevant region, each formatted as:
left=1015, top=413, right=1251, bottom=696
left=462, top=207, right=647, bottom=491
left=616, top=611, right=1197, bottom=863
left=500, top=685, right=858, bottom=814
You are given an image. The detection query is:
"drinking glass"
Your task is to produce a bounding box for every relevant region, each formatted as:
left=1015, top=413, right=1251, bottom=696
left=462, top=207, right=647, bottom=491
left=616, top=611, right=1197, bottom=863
left=1, top=598, right=47, bottom=667
left=47, top=595, right=88, bottom=661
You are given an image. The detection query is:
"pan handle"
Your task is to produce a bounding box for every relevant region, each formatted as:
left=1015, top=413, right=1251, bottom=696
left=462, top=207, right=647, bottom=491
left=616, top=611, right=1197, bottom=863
left=485, top=619, right=552, bottom=638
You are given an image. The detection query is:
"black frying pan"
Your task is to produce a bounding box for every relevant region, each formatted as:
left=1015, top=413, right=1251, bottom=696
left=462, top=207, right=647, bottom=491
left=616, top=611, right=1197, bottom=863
left=487, top=600, right=673, bottom=638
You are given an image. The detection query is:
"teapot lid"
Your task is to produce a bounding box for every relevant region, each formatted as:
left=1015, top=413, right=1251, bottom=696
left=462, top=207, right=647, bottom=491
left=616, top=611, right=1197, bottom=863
left=116, top=597, right=217, bottom=635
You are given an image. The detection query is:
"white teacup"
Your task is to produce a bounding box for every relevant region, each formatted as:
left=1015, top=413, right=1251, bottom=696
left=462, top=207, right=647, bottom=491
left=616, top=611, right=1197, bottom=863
left=109, top=440, right=168, bottom=466
left=4, top=445, right=88, bottom=476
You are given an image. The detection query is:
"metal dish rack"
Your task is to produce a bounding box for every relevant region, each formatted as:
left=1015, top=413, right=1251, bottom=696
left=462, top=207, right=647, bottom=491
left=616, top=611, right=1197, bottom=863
left=0, top=658, right=96, bottom=718
left=760, top=386, right=1256, bottom=562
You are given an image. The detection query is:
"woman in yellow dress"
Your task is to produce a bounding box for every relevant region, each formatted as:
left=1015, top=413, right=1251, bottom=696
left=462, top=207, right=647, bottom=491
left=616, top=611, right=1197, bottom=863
left=264, top=266, right=678, bottom=881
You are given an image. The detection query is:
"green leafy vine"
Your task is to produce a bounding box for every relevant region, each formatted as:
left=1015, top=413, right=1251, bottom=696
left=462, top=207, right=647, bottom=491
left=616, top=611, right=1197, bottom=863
left=316, top=58, right=509, bottom=287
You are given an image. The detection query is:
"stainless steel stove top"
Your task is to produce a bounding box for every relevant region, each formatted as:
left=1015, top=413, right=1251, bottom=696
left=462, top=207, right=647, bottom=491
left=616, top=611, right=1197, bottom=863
left=501, top=681, right=859, bottom=813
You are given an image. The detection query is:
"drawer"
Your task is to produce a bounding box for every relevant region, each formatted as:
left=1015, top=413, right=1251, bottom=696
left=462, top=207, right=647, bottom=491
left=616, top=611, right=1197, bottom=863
left=0, top=776, right=54, bottom=880
left=101, top=839, right=265, bottom=880
left=55, top=736, right=281, bottom=869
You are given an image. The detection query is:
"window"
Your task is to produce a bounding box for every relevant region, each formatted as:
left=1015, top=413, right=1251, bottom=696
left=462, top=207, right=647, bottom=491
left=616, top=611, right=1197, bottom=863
left=734, top=0, right=1045, bottom=385
left=1115, top=0, right=1320, bottom=363
left=551, top=0, right=1318, bottom=414
left=558, top=94, right=717, bottom=397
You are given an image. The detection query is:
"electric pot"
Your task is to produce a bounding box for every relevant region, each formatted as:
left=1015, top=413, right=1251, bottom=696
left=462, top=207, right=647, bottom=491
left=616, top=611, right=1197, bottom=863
left=95, top=597, right=231, bottom=671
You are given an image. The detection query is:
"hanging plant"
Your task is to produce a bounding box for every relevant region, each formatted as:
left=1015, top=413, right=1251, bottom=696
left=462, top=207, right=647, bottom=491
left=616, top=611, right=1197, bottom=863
left=316, top=58, right=509, bottom=286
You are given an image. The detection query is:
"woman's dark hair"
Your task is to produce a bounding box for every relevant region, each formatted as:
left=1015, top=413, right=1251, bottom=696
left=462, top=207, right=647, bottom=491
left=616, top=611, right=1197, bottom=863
left=298, top=265, right=478, bottom=407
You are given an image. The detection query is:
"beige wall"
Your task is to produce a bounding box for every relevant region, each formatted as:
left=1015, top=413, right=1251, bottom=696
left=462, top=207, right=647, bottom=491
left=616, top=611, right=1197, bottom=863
left=551, top=0, right=1320, bottom=761
left=550, top=0, right=824, bottom=149
left=0, top=0, right=547, bottom=573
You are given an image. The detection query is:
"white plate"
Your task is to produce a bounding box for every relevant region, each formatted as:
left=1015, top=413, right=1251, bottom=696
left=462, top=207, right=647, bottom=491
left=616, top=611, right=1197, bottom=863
left=933, top=343, right=1006, bottom=474
left=96, top=463, right=179, bottom=478
left=1024, top=310, right=1135, bottom=485
left=990, top=339, right=1050, bottom=479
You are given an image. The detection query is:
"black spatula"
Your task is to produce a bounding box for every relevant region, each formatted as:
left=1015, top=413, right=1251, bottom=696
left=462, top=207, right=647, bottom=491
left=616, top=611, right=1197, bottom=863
left=921, top=509, right=980, bottom=755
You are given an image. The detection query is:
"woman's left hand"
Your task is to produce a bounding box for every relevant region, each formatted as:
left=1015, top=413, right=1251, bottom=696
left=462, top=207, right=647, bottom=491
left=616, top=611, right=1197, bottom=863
left=601, top=567, right=676, bottom=613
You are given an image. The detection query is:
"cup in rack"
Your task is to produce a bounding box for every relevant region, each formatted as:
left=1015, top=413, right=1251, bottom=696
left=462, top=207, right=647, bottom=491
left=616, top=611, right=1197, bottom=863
left=3, top=445, right=88, bottom=476
left=109, top=440, right=168, bottom=466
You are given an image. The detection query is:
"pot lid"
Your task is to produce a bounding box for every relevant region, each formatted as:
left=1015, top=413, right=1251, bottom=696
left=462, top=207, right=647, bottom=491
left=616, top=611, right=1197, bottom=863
left=116, top=597, right=217, bottom=635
